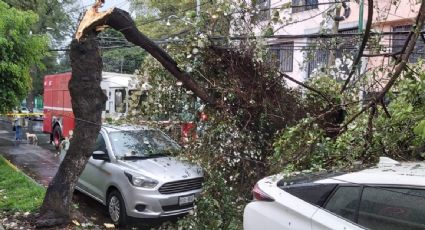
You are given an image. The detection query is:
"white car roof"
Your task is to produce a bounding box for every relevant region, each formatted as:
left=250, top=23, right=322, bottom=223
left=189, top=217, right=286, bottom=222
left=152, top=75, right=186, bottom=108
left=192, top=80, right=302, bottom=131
left=316, top=157, right=425, bottom=187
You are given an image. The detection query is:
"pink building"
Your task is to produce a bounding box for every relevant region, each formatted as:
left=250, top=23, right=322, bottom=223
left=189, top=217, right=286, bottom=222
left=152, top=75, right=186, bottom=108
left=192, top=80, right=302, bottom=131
left=254, top=0, right=423, bottom=87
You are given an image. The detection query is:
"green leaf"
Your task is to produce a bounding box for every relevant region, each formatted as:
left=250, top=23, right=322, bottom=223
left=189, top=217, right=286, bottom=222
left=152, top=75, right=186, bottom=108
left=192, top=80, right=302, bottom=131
left=414, top=120, right=425, bottom=140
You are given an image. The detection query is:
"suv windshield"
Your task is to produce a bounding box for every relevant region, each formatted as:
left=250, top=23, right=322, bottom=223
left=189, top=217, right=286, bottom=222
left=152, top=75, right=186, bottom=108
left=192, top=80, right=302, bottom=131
left=109, top=130, right=180, bottom=160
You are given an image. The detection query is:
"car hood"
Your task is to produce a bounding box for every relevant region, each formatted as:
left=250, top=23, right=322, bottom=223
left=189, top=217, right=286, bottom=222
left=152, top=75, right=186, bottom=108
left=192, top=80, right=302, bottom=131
left=117, top=156, right=203, bottom=182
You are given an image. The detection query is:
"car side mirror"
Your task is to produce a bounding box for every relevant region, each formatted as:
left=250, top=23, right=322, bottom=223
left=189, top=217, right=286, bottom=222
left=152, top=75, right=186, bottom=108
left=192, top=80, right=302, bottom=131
left=92, top=150, right=110, bottom=161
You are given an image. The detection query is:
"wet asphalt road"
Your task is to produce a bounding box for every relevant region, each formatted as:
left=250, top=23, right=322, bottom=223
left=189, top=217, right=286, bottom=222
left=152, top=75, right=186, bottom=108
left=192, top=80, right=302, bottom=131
left=0, top=118, right=58, bottom=186
left=0, top=118, right=177, bottom=229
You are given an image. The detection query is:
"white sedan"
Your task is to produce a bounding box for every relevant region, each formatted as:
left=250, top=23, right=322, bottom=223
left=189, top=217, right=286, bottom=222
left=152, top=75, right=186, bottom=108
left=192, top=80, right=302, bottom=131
left=244, top=157, right=425, bottom=230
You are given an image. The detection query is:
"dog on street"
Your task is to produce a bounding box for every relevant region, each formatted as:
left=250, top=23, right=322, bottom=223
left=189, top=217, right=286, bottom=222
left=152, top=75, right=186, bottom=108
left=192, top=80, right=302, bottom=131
left=26, top=132, right=38, bottom=145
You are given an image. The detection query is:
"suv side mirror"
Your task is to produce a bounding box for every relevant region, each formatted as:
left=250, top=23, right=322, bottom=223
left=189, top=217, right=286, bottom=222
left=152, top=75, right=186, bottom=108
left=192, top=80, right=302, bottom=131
left=92, top=150, right=110, bottom=161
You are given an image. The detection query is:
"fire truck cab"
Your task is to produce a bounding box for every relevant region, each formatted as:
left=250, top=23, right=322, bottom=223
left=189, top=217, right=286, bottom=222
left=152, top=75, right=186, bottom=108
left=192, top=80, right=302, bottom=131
left=43, top=72, right=140, bottom=149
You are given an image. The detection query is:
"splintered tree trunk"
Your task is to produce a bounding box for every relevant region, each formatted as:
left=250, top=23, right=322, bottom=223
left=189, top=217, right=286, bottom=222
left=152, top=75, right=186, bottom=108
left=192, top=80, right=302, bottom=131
left=37, top=2, right=214, bottom=227
left=36, top=35, right=106, bottom=226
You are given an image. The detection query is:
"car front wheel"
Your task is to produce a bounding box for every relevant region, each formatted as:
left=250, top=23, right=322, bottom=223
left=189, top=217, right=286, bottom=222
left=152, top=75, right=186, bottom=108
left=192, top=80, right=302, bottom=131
left=107, top=190, right=127, bottom=226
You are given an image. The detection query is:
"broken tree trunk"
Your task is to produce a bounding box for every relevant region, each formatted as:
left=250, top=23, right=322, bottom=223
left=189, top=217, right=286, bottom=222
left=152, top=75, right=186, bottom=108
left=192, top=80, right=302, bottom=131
left=76, top=7, right=216, bottom=107
left=37, top=2, right=214, bottom=227
left=36, top=36, right=106, bottom=226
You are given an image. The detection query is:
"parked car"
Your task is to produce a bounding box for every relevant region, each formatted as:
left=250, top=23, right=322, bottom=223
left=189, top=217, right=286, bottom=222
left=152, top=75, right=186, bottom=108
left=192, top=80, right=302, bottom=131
left=60, top=125, right=204, bottom=226
left=29, top=108, right=43, bottom=121
left=20, top=107, right=29, bottom=114
left=244, top=157, right=425, bottom=230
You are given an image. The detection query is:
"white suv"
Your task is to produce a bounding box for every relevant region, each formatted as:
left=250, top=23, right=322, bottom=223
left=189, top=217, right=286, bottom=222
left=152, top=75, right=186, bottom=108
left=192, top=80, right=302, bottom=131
left=244, top=157, right=425, bottom=230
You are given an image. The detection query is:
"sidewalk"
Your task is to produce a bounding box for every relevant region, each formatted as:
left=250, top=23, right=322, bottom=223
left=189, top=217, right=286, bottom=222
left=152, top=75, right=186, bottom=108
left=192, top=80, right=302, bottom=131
left=0, top=119, right=59, bottom=187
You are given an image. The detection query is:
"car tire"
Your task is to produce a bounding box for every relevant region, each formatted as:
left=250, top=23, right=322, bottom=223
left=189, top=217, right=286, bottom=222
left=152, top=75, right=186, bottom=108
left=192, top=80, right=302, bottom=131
left=52, top=125, right=62, bottom=150
left=107, top=190, right=128, bottom=227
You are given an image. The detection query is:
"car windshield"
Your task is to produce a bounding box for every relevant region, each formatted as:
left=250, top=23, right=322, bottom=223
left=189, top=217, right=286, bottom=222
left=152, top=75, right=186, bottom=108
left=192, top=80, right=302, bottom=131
left=108, top=130, right=180, bottom=160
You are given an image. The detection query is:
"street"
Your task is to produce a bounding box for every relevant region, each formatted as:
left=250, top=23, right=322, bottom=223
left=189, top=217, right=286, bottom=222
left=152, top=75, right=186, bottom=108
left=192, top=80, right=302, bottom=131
left=0, top=119, right=176, bottom=229
left=0, top=119, right=57, bottom=186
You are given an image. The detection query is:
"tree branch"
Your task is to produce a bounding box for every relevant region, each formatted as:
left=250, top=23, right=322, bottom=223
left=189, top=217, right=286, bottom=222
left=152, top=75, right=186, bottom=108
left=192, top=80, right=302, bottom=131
left=75, top=7, right=218, bottom=107
left=340, top=0, right=373, bottom=93
left=381, top=100, right=391, bottom=118
left=362, top=51, right=401, bottom=57
left=362, top=104, right=377, bottom=161
left=278, top=71, right=333, bottom=105
left=339, top=0, right=425, bottom=133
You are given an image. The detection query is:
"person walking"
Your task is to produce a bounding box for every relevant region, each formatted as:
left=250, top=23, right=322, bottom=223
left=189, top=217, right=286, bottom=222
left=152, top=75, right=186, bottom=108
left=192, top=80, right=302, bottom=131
left=14, top=112, right=24, bottom=141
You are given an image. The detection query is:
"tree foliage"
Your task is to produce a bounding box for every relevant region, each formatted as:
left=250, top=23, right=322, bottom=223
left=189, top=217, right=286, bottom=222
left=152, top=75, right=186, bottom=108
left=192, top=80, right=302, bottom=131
left=0, top=0, right=48, bottom=112
left=101, top=29, right=146, bottom=74
left=3, top=0, right=77, bottom=97
left=2, top=0, right=75, bottom=40
left=131, top=0, right=197, bottom=39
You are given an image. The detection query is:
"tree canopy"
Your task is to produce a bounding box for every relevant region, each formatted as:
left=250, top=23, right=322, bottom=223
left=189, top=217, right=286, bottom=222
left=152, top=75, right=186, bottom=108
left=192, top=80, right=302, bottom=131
left=131, top=0, right=196, bottom=39
left=0, top=0, right=48, bottom=112
left=101, top=28, right=146, bottom=74
left=2, top=0, right=77, bottom=97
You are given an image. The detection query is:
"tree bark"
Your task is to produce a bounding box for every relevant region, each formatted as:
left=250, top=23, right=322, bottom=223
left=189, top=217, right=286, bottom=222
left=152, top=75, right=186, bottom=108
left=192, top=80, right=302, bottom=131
left=36, top=35, right=106, bottom=227
left=104, top=8, right=217, bottom=106
left=327, top=5, right=341, bottom=69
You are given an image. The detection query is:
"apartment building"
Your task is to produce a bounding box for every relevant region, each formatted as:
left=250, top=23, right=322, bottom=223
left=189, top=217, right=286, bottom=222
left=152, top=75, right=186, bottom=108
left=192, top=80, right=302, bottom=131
left=255, top=0, right=423, bottom=86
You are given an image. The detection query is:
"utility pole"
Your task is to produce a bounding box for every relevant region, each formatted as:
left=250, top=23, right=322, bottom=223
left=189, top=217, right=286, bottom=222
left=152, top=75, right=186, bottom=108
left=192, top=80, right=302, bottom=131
left=358, top=0, right=364, bottom=32
left=327, top=5, right=341, bottom=68
left=196, top=0, right=201, bottom=23
left=358, top=0, right=364, bottom=93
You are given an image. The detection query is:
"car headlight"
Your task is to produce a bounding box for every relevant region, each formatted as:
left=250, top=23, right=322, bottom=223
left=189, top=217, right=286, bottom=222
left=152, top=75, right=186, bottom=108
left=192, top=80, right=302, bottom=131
left=124, top=171, right=158, bottom=188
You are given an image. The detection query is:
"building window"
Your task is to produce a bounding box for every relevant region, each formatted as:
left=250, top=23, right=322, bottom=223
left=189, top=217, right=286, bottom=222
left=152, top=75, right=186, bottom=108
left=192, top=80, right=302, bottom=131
left=254, top=0, right=270, bottom=21
left=307, top=49, right=329, bottom=77
left=307, top=28, right=358, bottom=78
left=269, top=42, right=294, bottom=72
left=392, top=25, right=425, bottom=63
left=292, top=0, right=318, bottom=13
left=115, top=89, right=126, bottom=113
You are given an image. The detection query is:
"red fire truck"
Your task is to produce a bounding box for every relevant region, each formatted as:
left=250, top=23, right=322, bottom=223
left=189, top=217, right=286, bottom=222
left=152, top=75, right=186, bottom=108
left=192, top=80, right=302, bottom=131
left=43, top=72, right=139, bottom=148
left=43, top=73, right=73, bottom=149
left=43, top=72, right=203, bottom=148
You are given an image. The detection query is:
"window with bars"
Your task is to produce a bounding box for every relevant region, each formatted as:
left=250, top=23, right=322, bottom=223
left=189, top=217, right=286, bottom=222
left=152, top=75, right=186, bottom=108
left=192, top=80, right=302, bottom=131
left=269, top=42, right=294, bottom=72
left=392, top=25, right=425, bottom=63
left=254, top=0, right=270, bottom=21
left=307, top=28, right=358, bottom=78
left=307, top=49, right=329, bottom=76
left=292, top=0, right=318, bottom=13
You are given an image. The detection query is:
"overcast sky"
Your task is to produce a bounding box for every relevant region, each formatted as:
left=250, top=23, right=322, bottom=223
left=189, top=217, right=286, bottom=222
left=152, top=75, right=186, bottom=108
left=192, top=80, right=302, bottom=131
left=80, top=0, right=130, bottom=11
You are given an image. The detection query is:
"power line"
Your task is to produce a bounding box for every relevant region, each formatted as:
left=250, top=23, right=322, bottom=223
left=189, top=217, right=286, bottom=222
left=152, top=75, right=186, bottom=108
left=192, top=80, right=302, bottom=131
left=49, top=30, right=425, bottom=52
left=138, top=1, right=210, bottom=26
left=264, top=0, right=349, bottom=10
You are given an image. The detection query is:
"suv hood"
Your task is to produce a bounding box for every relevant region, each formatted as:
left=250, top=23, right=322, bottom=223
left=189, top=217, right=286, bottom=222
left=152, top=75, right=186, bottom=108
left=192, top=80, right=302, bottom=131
left=117, top=156, right=203, bottom=182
